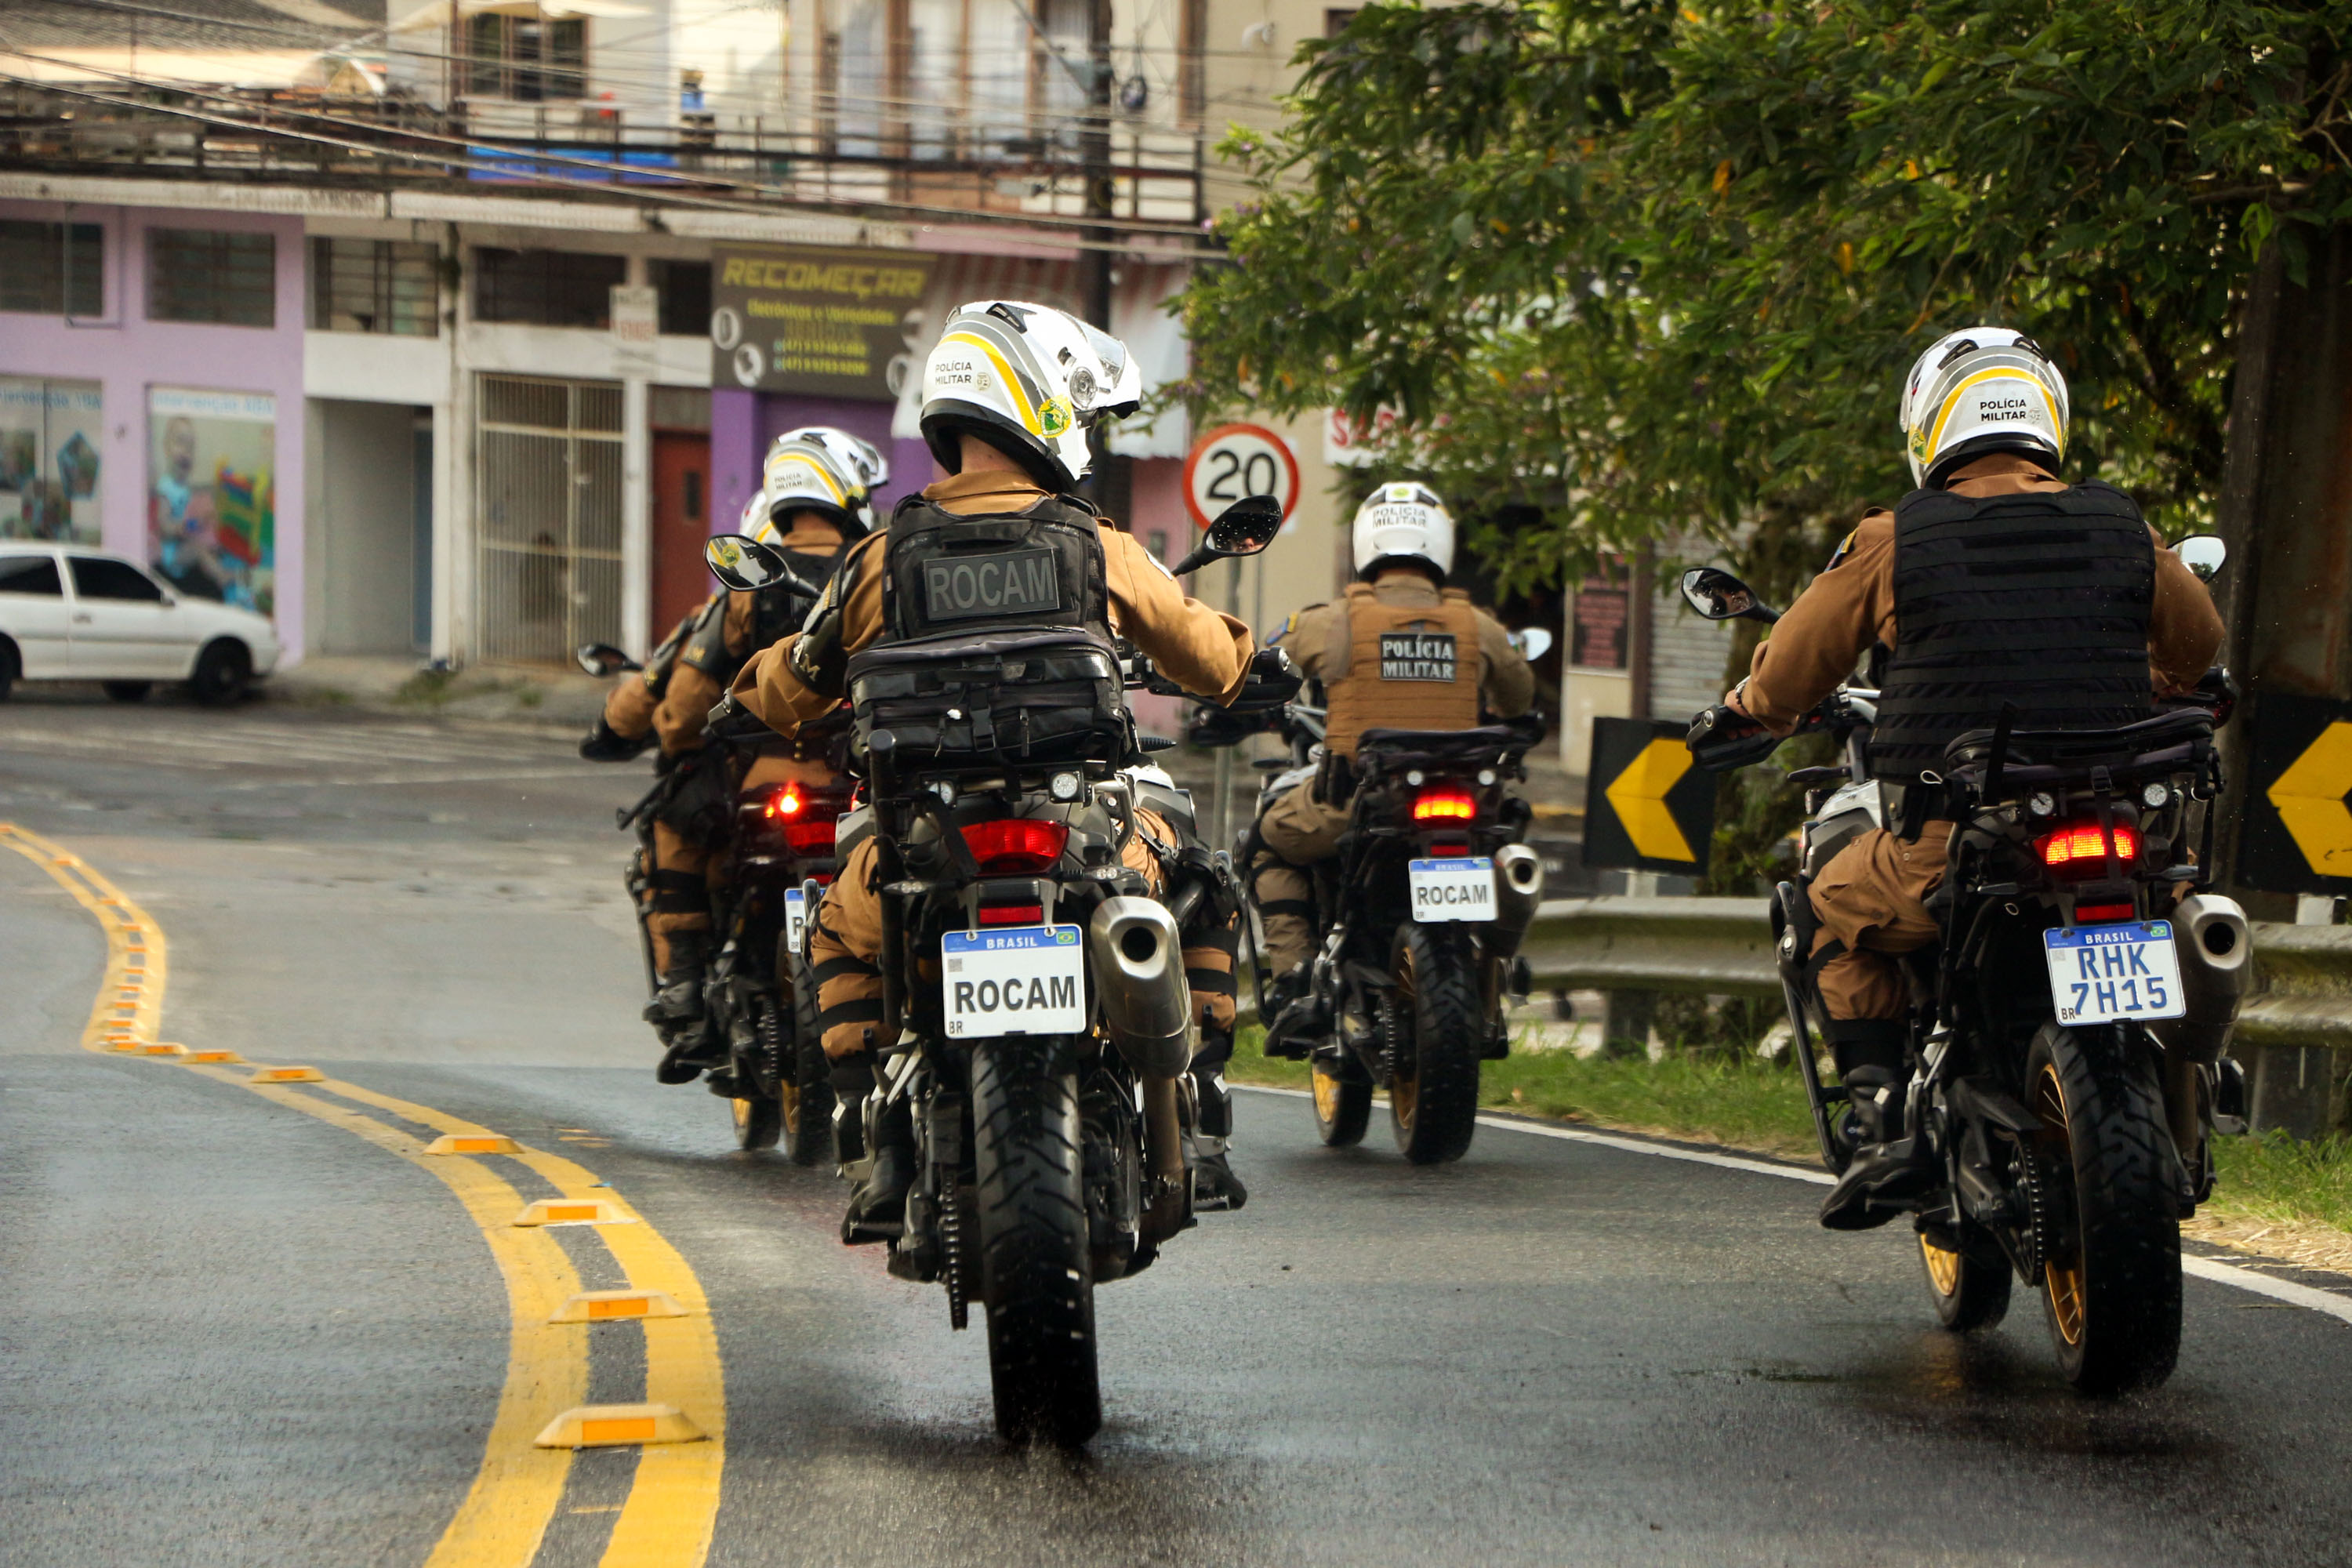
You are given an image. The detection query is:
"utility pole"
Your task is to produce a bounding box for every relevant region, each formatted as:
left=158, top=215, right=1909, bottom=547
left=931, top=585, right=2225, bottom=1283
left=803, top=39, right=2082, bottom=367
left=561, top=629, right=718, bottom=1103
left=1080, top=0, right=1115, bottom=329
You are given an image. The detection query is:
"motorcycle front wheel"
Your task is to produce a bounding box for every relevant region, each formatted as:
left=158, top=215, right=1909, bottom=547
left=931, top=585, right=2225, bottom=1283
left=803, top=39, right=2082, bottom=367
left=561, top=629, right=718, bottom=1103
left=1310, top=1053, right=1371, bottom=1146
left=1918, top=1221, right=2011, bottom=1333
left=1389, top=922, right=1482, bottom=1164
left=2026, top=1022, right=2181, bottom=1394
left=971, top=1033, right=1100, bottom=1444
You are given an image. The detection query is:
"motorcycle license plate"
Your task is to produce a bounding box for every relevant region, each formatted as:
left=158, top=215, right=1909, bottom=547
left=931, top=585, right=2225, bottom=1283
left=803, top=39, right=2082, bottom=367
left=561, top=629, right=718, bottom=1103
left=784, top=888, right=808, bottom=960
left=1408, top=857, right=1497, bottom=923
left=941, top=924, right=1087, bottom=1037
left=2042, top=921, right=2188, bottom=1025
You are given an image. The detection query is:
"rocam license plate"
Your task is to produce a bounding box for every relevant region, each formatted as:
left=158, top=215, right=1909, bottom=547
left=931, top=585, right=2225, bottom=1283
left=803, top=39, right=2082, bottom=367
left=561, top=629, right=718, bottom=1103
left=1408, top=857, right=1497, bottom=923
left=784, top=888, right=808, bottom=960
left=2043, top=920, right=2188, bottom=1026
left=942, top=924, right=1087, bottom=1037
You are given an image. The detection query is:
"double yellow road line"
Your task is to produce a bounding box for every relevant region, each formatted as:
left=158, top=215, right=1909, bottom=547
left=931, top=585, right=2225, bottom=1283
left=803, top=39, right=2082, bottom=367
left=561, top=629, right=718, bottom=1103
left=2, top=823, right=726, bottom=1568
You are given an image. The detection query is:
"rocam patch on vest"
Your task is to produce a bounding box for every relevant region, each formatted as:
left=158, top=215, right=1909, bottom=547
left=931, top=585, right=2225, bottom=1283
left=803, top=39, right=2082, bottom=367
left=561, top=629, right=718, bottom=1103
left=924, top=547, right=1062, bottom=622
left=1379, top=631, right=1457, bottom=681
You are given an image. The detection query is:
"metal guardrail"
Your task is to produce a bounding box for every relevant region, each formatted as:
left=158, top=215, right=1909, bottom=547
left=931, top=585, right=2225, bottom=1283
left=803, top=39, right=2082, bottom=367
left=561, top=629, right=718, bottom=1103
left=1506, top=895, right=2352, bottom=1137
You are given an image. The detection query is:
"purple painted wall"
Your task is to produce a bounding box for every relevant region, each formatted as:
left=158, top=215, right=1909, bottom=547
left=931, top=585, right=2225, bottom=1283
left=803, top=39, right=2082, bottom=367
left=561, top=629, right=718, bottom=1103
left=709, top=388, right=937, bottom=537
left=0, top=199, right=308, bottom=662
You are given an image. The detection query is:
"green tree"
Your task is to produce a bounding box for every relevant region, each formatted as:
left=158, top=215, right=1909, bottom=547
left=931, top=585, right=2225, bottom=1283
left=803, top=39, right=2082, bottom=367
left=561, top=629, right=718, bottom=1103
left=1181, top=0, right=2350, bottom=595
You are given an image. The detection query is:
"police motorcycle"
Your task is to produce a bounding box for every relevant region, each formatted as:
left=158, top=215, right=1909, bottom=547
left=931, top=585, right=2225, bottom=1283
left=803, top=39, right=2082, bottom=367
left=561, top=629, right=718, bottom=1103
left=1679, top=540, right=2249, bottom=1394
left=1232, top=637, right=1552, bottom=1165
left=578, top=545, right=844, bottom=1163
left=710, top=497, right=1283, bottom=1445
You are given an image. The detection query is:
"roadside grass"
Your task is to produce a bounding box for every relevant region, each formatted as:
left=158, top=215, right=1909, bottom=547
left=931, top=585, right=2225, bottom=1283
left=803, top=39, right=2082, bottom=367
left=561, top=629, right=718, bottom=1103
left=1229, top=1025, right=2352, bottom=1246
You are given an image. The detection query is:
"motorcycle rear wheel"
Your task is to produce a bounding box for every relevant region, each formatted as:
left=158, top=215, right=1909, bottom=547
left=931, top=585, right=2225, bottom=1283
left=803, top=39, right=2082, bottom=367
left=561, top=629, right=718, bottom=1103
left=730, top=1091, right=782, bottom=1151
left=971, top=1033, right=1100, bottom=1445
left=2027, top=1023, right=2181, bottom=1394
left=1310, top=1054, right=1371, bottom=1146
left=1918, top=1224, right=2011, bottom=1333
left=1390, top=922, right=1482, bottom=1164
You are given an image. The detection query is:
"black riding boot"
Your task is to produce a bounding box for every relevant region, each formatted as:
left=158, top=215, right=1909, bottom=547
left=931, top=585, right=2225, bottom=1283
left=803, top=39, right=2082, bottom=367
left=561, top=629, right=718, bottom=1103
left=1186, top=1025, right=1248, bottom=1210
left=1817, top=1019, right=1935, bottom=1230
left=842, top=1058, right=913, bottom=1244
left=1261, top=963, right=1323, bottom=1059
left=648, top=933, right=723, bottom=1084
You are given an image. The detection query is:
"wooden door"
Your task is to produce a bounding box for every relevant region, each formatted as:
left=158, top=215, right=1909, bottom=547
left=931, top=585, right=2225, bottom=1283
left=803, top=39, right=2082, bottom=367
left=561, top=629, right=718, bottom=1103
left=651, top=431, right=713, bottom=641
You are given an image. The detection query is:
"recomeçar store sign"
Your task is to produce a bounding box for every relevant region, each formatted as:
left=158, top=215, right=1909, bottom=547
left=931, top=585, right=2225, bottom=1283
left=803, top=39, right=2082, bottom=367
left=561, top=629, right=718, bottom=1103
left=708, top=244, right=936, bottom=399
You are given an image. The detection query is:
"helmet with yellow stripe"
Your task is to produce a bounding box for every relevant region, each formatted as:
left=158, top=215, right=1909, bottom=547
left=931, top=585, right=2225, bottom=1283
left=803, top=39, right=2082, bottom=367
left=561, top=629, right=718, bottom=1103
left=756, top=426, right=889, bottom=542
left=918, top=300, right=1143, bottom=492
left=1899, top=327, right=2069, bottom=487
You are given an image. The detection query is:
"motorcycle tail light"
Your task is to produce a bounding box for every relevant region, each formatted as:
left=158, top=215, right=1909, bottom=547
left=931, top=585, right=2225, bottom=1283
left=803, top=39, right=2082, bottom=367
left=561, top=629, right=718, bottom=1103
left=960, top=818, right=1069, bottom=874
left=1413, top=786, right=1476, bottom=822
left=783, top=818, right=835, bottom=855
left=978, top=902, right=1045, bottom=927
left=2035, top=821, right=2140, bottom=878
left=763, top=785, right=804, bottom=818
left=2075, top=902, right=2136, bottom=923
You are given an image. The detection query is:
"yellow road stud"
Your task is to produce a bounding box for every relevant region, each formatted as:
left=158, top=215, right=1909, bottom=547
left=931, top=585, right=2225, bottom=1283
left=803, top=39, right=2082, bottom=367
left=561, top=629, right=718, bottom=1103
left=252, top=1066, right=325, bottom=1083
left=185, top=1051, right=243, bottom=1064
left=104, top=1038, right=142, bottom=1052
left=512, top=1199, right=630, bottom=1228
left=423, top=1134, right=521, bottom=1156
left=140, top=1043, right=188, bottom=1057
left=551, top=1290, right=688, bottom=1323
left=532, top=1403, right=704, bottom=1450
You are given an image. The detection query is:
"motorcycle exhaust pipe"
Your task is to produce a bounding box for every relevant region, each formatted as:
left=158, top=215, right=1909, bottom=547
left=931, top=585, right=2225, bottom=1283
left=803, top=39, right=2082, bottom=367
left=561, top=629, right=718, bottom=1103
left=2151, top=893, right=2252, bottom=1065
left=1087, top=896, right=1196, bottom=1080
left=1486, top=844, right=1545, bottom=960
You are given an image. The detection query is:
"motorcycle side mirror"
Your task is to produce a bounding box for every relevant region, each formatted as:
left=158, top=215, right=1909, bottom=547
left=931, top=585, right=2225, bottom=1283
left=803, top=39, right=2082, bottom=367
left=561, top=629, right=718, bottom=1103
left=576, top=642, right=642, bottom=677
left=1171, top=495, right=1284, bottom=576
left=1679, top=565, right=1780, bottom=625
left=2175, top=534, right=2227, bottom=583
left=1508, top=626, right=1555, bottom=663
left=705, top=533, right=822, bottom=598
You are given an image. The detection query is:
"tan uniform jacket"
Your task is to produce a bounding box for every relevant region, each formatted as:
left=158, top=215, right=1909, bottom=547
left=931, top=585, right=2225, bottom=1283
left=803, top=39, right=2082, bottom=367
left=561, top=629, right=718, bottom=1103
left=604, top=517, right=846, bottom=756
left=1280, top=573, right=1536, bottom=730
left=1731, top=455, right=2225, bottom=736
left=731, top=469, right=1256, bottom=731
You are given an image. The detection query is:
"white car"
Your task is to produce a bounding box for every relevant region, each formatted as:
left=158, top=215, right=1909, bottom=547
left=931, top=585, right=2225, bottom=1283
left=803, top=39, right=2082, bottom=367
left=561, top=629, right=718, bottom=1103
left=0, top=542, right=280, bottom=706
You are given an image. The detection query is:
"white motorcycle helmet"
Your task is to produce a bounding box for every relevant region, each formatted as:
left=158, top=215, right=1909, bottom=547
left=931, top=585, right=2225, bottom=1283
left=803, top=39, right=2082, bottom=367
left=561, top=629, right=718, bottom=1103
left=1900, top=326, right=2070, bottom=487
left=1351, top=481, right=1456, bottom=583
left=757, top=426, right=889, bottom=542
left=917, top=300, right=1143, bottom=491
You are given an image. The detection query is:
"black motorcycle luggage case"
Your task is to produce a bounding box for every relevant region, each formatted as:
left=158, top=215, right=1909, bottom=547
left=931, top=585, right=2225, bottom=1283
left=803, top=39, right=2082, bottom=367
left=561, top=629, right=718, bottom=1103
left=846, top=629, right=1125, bottom=764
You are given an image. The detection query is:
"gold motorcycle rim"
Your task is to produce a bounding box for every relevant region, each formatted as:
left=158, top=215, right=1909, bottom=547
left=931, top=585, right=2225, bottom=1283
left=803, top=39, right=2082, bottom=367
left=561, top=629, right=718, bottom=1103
left=1390, top=938, right=1420, bottom=1131
left=1920, top=1234, right=1963, bottom=1298
left=1312, top=1063, right=1345, bottom=1124
left=778, top=1078, right=800, bottom=1128
left=731, top=1096, right=754, bottom=1134
left=2034, top=1059, right=2088, bottom=1347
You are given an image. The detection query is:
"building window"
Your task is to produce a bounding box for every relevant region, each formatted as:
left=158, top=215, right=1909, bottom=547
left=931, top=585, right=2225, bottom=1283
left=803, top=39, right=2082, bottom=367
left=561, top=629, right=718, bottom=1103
left=147, top=229, right=276, bottom=327
left=310, top=238, right=440, bottom=336
left=0, top=377, right=105, bottom=543
left=1325, top=8, right=1360, bottom=35
left=465, top=12, right=587, bottom=101
left=473, top=248, right=626, bottom=328
left=0, top=221, right=103, bottom=317
left=652, top=259, right=710, bottom=336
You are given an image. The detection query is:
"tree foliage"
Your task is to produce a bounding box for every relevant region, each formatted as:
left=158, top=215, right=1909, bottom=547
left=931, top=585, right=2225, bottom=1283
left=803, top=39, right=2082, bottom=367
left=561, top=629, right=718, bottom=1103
left=1178, top=0, right=2352, bottom=590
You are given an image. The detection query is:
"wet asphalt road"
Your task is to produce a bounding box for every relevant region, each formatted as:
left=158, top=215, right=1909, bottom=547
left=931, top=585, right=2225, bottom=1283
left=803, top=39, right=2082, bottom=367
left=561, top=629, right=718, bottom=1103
left=5, top=694, right=2352, bottom=1567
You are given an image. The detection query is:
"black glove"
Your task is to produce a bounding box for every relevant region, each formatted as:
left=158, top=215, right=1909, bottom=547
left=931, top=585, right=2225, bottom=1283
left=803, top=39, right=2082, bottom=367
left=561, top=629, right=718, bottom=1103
left=579, top=717, right=649, bottom=762
left=1686, top=703, right=1781, bottom=772
left=1234, top=645, right=1303, bottom=709
left=705, top=691, right=779, bottom=742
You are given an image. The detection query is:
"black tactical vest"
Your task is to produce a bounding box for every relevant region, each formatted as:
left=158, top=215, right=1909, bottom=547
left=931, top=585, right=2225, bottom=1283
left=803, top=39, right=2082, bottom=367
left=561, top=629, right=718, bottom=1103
left=681, top=545, right=842, bottom=685
left=878, top=492, right=1112, bottom=648
left=1869, top=481, right=2155, bottom=782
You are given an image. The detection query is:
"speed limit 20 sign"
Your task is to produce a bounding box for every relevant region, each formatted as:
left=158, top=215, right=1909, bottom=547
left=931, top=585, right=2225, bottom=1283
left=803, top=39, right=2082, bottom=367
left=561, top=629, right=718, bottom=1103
left=1183, top=423, right=1301, bottom=532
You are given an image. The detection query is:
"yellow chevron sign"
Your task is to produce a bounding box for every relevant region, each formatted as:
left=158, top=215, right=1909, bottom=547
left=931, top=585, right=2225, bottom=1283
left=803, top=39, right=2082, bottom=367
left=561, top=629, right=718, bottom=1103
left=2265, top=720, right=2352, bottom=878
left=1582, top=717, right=1715, bottom=876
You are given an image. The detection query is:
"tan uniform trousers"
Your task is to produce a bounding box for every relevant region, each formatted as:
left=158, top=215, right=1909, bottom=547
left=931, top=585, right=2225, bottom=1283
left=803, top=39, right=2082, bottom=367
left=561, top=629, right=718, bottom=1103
left=806, top=806, right=1236, bottom=1059
left=1806, top=820, right=1953, bottom=1021
left=641, top=751, right=843, bottom=973
left=1250, top=780, right=1354, bottom=976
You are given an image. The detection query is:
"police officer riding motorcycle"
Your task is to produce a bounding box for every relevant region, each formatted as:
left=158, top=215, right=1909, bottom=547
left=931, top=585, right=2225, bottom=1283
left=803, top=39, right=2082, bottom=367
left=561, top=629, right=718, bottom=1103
left=579, top=429, right=884, bottom=1102
left=1244, top=483, right=1545, bottom=1162
left=1684, top=328, right=2235, bottom=1392
left=711, top=301, right=1279, bottom=1442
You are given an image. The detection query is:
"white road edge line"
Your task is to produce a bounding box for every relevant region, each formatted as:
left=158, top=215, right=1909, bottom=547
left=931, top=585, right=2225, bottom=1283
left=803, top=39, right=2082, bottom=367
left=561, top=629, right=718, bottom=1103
left=1236, top=1084, right=2352, bottom=1327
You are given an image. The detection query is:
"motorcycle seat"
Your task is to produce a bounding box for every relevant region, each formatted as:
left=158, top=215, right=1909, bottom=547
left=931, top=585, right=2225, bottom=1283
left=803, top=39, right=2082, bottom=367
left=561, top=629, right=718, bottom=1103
left=1356, top=720, right=1541, bottom=767
left=1943, top=708, right=2212, bottom=788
